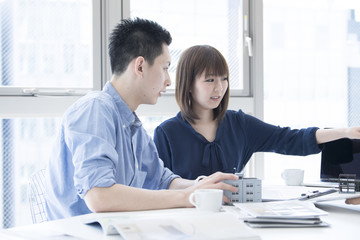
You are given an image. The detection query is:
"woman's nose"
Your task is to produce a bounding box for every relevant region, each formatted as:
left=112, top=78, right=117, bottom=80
left=214, top=79, right=223, bottom=92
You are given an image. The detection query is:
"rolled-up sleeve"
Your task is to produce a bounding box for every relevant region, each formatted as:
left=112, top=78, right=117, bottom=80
left=64, top=98, right=118, bottom=198
left=158, top=167, right=180, bottom=189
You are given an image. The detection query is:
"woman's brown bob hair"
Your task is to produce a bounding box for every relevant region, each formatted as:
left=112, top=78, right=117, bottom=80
left=175, top=45, right=230, bottom=124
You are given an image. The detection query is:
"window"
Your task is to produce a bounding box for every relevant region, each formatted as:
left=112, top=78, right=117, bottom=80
left=0, top=0, right=258, bottom=229
left=0, top=0, right=99, bottom=228
left=130, top=0, right=251, bottom=96
left=263, top=0, right=360, bottom=183
left=0, top=0, right=95, bottom=94
left=0, top=118, right=61, bottom=228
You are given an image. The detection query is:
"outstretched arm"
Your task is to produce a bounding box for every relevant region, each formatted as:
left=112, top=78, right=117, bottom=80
left=84, top=172, right=238, bottom=212
left=315, top=127, right=360, bottom=144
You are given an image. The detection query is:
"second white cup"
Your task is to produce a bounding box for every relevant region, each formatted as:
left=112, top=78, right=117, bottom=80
left=188, top=189, right=223, bottom=212
left=281, top=169, right=304, bottom=186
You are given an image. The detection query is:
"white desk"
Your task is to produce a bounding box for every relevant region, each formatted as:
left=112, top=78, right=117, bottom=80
left=1, top=187, right=360, bottom=240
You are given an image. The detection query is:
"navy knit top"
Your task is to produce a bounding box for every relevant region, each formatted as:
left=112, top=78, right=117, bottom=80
left=154, top=110, right=322, bottom=180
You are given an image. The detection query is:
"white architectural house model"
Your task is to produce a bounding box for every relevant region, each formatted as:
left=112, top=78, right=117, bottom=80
left=223, top=173, right=262, bottom=203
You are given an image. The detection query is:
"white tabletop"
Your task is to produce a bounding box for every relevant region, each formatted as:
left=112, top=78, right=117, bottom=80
left=1, top=186, right=359, bottom=240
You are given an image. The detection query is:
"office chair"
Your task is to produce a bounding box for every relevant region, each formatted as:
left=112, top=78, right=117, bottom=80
left=28, top=168, right=48, bottom=224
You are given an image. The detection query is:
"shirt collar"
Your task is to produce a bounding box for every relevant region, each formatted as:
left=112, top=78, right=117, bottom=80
left=103, top=81, right=141, bottom=129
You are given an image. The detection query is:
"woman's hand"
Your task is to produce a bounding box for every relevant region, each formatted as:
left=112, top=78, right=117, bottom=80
left=345, top=197, right=360, bottom=205
left=316, top=126, right=360, bottom=144
left=345, top=126, right=360, bottom=139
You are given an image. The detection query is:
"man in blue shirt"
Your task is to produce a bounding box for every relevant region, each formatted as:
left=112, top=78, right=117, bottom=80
left=44, top=18, right=238, bottom=220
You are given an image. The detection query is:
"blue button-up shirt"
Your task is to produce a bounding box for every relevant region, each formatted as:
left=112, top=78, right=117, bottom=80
left=45, top=82, right=179, bottom=220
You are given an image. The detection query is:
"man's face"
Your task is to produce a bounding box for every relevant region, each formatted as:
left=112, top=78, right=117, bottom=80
left=140, top=44, right=171, bottom=105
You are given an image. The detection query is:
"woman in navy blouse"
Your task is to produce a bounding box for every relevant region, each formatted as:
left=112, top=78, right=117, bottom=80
left=153, top=45, right=360, bottom=181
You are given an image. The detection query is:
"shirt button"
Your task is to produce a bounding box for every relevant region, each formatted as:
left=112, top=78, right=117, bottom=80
left=122, top=124, right=125, bottom=128
left=136, top=164, right=139, bottom=169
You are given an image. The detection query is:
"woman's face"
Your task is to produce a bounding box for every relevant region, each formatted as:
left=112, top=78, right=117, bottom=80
left=190, top=70, right=228, bottom=112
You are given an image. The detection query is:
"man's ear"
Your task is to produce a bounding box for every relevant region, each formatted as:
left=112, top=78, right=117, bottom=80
left=134, top=56, right=145, bottom=77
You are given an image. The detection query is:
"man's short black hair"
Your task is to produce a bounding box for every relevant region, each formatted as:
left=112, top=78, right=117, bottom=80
left=109, top=18, right=172, bottom=75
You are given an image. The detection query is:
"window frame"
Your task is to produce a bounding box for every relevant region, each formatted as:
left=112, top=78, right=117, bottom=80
left=123, top=0, right=262, bottom=113
left=0, top=0, right=264, bottom=176
left=125, top=0, right=252, bottom=97
left=0, top=0, right=103, bottom=117
left=0, top=0, right=261, bottom=117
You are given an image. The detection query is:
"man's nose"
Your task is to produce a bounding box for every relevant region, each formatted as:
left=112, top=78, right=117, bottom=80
left=165, top=72, right=171, bottom=87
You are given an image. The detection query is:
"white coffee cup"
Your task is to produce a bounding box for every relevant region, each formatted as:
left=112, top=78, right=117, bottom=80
left=188, top=189, right=223, bottom=212
left=281, top=169, right=304, bottom=186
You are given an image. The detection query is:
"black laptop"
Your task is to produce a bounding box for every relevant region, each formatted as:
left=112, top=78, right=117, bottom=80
left=303, top=138, right=360, bottom=189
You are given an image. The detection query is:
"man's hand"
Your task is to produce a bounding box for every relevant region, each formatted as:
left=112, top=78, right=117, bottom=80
left=182, top=172, right=239, bottom=207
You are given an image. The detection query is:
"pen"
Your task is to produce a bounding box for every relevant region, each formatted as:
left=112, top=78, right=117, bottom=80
left=298, top=188, right=337, bottom=201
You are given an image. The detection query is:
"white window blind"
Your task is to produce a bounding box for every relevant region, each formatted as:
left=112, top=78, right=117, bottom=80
left=130, top=0, right=251, bottom=96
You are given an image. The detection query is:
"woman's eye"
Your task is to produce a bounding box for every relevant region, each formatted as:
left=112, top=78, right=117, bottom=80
left=205, top=79, right=214, bottom=82
left=222, top=77, right=228, bottom=81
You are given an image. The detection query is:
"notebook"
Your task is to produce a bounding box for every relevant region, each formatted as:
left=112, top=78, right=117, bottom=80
left=234, top=200, right=330, bottom=228
left=303, top=138, right=360, bottom=189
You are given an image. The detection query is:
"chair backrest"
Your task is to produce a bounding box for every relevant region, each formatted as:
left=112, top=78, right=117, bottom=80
left=28, top=169, right=48, bottom=224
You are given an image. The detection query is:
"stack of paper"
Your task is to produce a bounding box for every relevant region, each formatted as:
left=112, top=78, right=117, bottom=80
left=234, top=200, right=329, bottom=228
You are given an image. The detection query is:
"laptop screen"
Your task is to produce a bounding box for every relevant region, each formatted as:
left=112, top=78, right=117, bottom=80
left=321, top=138, right=360, bottom=181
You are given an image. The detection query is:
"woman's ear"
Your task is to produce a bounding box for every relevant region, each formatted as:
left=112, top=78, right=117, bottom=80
left=134, top=56, right=145, bottom=77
